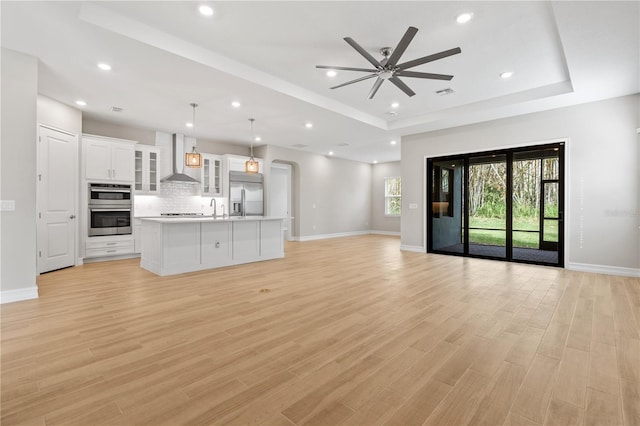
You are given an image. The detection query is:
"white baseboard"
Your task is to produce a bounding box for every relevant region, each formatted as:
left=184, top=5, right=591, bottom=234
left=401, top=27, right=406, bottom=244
left=400, top=245, right=425, bottom=253
left=297, top=230, right=371, bottom=242
left=370, top=230, right=401, bottom=236
left=566, top=262, right=640, bottom=278
left=1, top=286, right=39, bottom=304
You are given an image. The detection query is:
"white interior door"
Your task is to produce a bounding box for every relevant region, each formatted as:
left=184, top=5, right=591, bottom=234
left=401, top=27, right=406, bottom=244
left=270, top=163, right=292, bottom=241
left=37, top=126, right=77, bottom=273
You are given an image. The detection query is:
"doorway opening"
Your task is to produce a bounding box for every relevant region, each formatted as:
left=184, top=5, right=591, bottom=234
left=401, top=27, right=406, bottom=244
left=427, top=142, right=564, bottom=267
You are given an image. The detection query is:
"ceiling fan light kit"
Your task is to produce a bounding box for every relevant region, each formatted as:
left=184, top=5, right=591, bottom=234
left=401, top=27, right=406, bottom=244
left=316, top=26, right=461, bottom=99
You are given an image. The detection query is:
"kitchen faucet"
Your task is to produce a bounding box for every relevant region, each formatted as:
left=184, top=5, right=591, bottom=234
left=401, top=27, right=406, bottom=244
left=210, top=198, right=217, bottom=217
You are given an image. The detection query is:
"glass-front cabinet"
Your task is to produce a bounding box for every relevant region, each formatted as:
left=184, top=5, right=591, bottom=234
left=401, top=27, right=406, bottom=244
left=202, top=154, right=223, bottom=197
left=134, top=146, right=160, bottom=194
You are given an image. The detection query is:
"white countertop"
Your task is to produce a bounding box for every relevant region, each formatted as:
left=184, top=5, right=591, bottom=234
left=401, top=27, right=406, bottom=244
left=140, top=216, right=285, bottom=224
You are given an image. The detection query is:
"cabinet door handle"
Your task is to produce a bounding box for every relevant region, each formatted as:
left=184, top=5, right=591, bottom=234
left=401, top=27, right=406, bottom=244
left=112, top=169, right=116, bottom=178
left=106, top=242, right=117, bottom=246
left=69, top=215, right=76, bottom=219
left=106, top=250, right=117, bottom=253
left=108, top=169, right=112, bottom=178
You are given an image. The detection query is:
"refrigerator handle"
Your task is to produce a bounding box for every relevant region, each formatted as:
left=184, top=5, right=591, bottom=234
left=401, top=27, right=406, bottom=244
left=241, top=188, right=246, bottom=217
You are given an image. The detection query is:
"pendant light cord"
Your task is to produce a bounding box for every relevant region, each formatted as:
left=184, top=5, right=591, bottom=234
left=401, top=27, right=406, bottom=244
left=249, top=118, right=255, bottom=159
left=191, top=103, right=198, bottom=150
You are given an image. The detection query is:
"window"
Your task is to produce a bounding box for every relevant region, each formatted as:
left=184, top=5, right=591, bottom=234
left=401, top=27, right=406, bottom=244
left=384, top=176, right=402, bottom=216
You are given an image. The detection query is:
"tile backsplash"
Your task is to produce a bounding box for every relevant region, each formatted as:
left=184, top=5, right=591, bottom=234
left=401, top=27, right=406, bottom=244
left=134, top=182, right=225, bottom=217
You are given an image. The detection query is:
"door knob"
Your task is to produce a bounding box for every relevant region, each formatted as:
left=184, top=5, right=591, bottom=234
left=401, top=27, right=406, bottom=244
left=69, top=214, right=76, bottom=219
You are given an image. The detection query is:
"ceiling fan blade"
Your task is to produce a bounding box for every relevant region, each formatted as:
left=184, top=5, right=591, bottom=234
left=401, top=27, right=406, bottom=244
left=344, top=37, right=382, bottom=68
left=330, top=74, right=377, bottom=89
left=386, top=26, right=418, bottom=68
left=316, top=65, right=378, bottom=73
left=389, top=76, right=416, bottom=97
left=367, top=77, right=385, bottom=99
left=395, top=70, right=453, bottom=80
left=397, top=47, right=462, bottom=70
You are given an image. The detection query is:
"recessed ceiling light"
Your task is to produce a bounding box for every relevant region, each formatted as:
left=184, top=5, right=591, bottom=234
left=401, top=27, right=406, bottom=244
left=456, top=12, right=473, bottom=24
left=97, top=63, right=111, bottom=71
left=328, top=151, right=334, bottom=156
left=231, top=101, right=241, bottom=108
left=390, top=140, right=397, bottom=145
left=186, top=122, right=193, bottom=128
left=255, top=136, right=262, bottom=142
left=326, top=70, right=337, bottom=77
left=500, top=71, right=514, bottom=79
left=390, top=102, right=399, bottom=108
left=199, top=5, right=214, bottom=16
left=305, top=122, right=313, bottom=129
left=75, top=100, right=86, bottom=106
left=373, top=160, right=378, bottom=164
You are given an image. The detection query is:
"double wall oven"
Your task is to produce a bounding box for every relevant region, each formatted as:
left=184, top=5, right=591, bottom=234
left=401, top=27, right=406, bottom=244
left=88, top=183, right=132, bottom=236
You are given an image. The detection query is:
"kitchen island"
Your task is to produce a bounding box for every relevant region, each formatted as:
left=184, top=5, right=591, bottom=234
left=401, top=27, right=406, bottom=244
left=140, top=216, right=284, bottom=276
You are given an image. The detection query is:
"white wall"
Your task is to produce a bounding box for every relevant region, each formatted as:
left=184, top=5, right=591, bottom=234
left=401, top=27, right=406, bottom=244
left=83, top=117, right=156, bottom=146
left=401, top=94, right=639, bottom=274
left=371, top=162, right=401, bottom=234
left=37, top=95, right=82, bottom=135
left=1, top=48, right=39, bottom=301
left=257, top=145, right=372, bottom=239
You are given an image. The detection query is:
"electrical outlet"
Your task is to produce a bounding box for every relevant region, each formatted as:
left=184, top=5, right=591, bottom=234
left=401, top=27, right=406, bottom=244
left=312, top=225, right=316, bottom=231
left=0, top=200, right=15, bottom=211
left=409, top=203, right=418, bottom=209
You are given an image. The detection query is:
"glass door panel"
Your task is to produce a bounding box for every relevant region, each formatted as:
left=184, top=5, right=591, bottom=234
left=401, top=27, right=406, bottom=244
left=203, top=158, right=210, bottom=193
left=541, top=181, right=559, bottom=251
left=431, top=159, right=464, bottom=253
left=511, top=152, right=541, bottom=260
left=149, top=151, right=157, bottom=192
left=134, top=150, right=143, bottom=191
left=468, top=154, right=507, bottom=259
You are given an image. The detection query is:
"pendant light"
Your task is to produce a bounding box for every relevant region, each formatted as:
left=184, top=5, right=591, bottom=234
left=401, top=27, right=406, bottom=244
left=245, top=118, right=259, bottom=174
left=185, top=102, right=202, bottom=168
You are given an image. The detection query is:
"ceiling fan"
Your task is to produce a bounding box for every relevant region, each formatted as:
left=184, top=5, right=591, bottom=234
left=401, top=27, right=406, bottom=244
left=316, top=27, right=461, bottom=99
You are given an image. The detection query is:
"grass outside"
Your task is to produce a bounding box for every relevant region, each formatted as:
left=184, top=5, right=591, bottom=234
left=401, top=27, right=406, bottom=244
left=468, top=216, right=558, bottom=248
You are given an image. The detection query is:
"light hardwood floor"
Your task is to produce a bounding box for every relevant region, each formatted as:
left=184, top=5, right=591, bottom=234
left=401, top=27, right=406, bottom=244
left=1, top=235, right=639, bottom=425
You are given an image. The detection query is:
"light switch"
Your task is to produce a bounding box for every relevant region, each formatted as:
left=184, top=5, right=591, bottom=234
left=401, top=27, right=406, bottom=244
left=409, top=203, right=418, bottom=209
left=0, top=200, right=15, bottom=211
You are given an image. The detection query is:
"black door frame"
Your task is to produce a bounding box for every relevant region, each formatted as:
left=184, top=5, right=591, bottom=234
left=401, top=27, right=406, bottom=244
left=427, top=142, right=565, bottom=267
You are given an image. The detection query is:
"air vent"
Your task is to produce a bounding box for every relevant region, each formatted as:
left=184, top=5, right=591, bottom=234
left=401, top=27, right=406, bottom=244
left=385, top=111, right=398, bottom=116
left=291, top=144, right=308, bottom=148
left=435, top=88, right=455, bottom=96
left=111, top=106, right=124, bottom=112
left=337, top=143, right=349, bottom=147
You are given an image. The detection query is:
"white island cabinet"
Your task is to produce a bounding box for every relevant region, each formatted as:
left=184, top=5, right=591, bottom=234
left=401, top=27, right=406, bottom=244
left=140, top=216, right=284, bottom=276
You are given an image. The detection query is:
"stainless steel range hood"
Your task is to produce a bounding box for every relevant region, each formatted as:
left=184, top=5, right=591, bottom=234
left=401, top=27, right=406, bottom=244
left=161, top=133, right=200, bottom=183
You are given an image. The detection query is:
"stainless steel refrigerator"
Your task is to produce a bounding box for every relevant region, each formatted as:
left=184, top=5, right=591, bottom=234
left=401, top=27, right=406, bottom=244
left=229, top=171, right=264, bottom=216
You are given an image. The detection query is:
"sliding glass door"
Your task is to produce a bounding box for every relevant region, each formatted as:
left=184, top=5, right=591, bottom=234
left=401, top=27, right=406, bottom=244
left=427, top=143, right=564, bottom=267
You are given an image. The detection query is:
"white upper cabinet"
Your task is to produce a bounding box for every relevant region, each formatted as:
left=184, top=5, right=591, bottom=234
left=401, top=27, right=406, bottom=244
left=201, top=154, right=223, bottom=197
left=134, top=145, right=160, bottom=194
left=225, top=154, right=264, bottom=173
left=83, top=135, right=136, bottom=182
